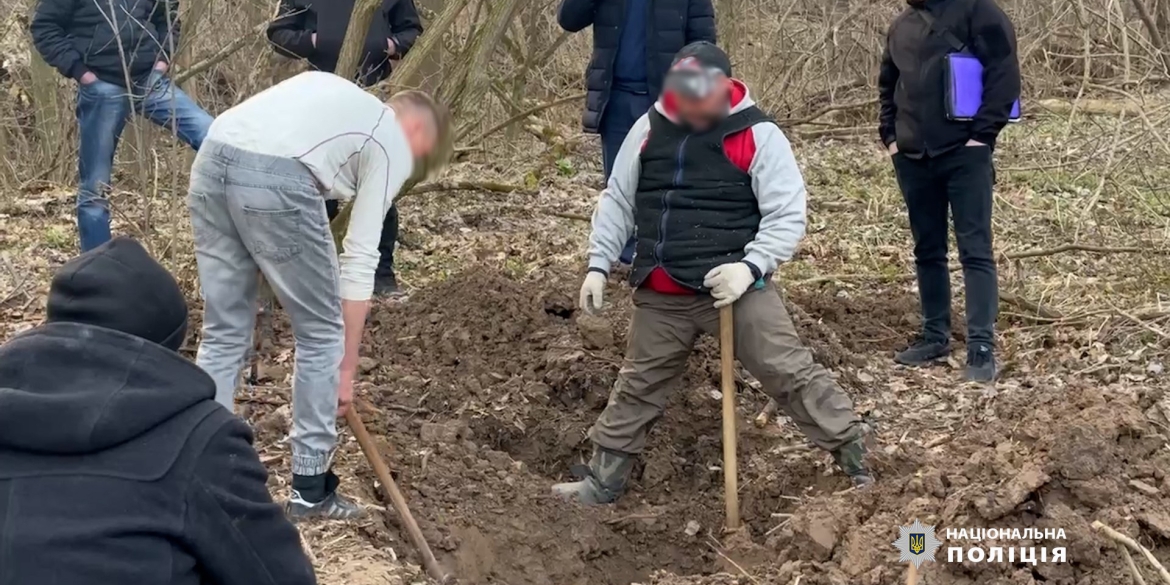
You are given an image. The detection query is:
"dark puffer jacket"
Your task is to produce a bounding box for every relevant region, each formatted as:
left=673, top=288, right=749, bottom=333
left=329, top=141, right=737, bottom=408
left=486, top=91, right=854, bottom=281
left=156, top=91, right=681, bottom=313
left=30, top=0, right=180, bottom=85
left=557, top=0, right=716, bottom=133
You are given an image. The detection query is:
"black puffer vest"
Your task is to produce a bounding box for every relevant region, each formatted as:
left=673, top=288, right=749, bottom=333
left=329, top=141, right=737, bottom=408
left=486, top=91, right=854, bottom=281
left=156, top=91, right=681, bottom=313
left=630, top=106, right=771, bottom=290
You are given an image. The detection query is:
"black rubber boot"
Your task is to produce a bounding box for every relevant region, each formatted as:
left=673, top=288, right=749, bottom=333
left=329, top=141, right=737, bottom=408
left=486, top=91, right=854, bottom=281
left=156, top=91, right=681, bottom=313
left=551, top=446, right=634, bottom=505
left=831, top=423, right=876, bottom=489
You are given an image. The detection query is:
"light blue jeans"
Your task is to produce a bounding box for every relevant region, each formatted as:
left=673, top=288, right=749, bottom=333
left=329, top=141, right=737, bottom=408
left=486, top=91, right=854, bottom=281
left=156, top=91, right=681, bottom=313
left=189, top=141, right=342, bottom=477
left=77, top=71, right=212, bottom=251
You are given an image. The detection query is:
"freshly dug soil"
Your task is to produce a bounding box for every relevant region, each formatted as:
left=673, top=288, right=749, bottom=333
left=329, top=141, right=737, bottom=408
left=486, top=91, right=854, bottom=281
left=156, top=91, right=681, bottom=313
left=260, top=267, right=1170, bottom=585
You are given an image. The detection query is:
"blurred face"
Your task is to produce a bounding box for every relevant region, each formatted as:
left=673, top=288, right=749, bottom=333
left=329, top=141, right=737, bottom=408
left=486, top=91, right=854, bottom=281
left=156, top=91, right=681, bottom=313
left=402, top=111, right=438, bottom=159
left=671, top=77, right=732, bottom=132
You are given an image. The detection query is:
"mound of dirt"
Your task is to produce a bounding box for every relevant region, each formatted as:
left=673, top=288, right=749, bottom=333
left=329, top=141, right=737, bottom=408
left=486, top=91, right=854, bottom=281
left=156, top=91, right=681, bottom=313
left=298, top=267, right=1170, bottom=585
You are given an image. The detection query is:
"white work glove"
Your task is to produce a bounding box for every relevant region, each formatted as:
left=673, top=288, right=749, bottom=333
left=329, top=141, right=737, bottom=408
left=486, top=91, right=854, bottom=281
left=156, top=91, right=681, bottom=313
left=579, top=271, right=607, bottom=313
left=703, top=262, right=756, bottom=308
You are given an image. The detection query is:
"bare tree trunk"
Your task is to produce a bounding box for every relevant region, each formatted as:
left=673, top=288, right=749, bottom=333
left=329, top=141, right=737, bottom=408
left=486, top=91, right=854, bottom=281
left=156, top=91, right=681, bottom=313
left=439, top=0, right=528, bottom=116
left=336, top=0, right=384, bottom=80
left=25, top=0, right=72, bottom=185
left=416, top=0, right=447, bottom=92
left=27, top=53, right=72, bottom=185
left=1157, top=0, right=1170, bottom=42
left=176, top=0, right=213, bottom=98
left=1131, top=0, right=1170, bottom=72
left=377, top=0, right=473, bottom=93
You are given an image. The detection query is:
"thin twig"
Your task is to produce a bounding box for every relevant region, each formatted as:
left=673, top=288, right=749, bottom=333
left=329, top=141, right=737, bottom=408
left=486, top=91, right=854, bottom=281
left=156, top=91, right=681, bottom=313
left=550, top=211, right=590, bottom=222
left=174, top=20, right=271, bottom=84
left=1123, top=547, right=1150, bottom=585
left=401, top=180, right=534, bottom=199
left=705, top=541, right=762, bottom=585
left=779, top=98, right=879, bottom=128
left=1002, top=243, right=1167, bottom=260
left=1111, top=302, right=1170, bottom=342
left=1091, top=520, right=1170, bottom=585
left=464, top=92, right=586, bottom=144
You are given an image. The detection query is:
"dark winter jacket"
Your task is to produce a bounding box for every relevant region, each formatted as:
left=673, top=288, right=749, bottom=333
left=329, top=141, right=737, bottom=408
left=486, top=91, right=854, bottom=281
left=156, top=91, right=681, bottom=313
left=557, top=0, right=716, bottom=133
left=267, top=0, right=423, bottom=87
left=30, top=0, right=180, bottom=86
left=0, top=323, right=316, bottom=585
left=878, top=0, right=1020, bottom=155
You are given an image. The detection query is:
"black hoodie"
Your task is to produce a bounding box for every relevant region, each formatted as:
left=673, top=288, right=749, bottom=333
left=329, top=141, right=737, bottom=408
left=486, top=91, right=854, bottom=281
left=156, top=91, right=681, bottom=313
left=0, top=239, right=315, bottom=585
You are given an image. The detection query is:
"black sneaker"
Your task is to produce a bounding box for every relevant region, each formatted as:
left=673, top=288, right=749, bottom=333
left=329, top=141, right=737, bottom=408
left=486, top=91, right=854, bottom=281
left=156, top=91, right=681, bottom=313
left=286, top=489, right=365, bottom=521
left=894, top=337, right=951, bottom=366
left=373, top=276, right=407, bottom=301
left=966, top=344, right=997, bottom=383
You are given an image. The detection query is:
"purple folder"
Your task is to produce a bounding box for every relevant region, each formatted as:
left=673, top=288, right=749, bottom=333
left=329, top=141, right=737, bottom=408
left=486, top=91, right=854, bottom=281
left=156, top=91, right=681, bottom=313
left=946, top=52, right=1021, bottom=122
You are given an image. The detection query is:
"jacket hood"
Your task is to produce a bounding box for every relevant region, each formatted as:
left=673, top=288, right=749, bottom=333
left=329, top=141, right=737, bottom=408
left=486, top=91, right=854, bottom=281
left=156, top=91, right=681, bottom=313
left=0, top=322, right=216, bottom=455
left=654, top=78, right=754, bottom=125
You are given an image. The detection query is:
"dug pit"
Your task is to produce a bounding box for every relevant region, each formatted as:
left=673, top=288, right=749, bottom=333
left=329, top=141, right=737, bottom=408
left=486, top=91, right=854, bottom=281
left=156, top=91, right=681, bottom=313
left=342, top=267, right=877, bottom=584
left=249, top=267, right=1170, bottom=585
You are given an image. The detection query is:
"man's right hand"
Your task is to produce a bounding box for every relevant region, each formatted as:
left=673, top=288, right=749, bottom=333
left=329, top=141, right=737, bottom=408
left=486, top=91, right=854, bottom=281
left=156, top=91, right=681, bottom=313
left=311, top=32, right=317, bottom=47
left=79, top=71, right=98, bottom=85
left=579, top=271, right=607, bottom=314
left=336, top=369, right=354, bottom=417
left=887, top=142, right=899, bottom=155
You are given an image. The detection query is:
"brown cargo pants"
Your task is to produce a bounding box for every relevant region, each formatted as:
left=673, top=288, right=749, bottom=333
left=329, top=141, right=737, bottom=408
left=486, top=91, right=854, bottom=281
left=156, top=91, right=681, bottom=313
left=589, top=282, right=863, bottom=454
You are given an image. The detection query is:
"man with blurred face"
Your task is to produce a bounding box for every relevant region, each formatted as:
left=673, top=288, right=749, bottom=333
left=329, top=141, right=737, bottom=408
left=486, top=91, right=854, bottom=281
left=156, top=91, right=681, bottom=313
left=553, top=43, right=875, bottom=506
left=188, top=71, right=446, bottom=520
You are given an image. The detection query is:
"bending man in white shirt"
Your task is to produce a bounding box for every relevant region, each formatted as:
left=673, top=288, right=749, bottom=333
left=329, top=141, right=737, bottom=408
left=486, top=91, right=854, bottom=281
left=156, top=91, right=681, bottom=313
left=189, top=71, right=446, bottom=520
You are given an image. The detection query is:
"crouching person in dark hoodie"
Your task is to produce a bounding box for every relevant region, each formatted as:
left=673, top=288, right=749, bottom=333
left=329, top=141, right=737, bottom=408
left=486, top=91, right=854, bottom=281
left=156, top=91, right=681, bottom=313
left=0, top=237, right=316, bottom=585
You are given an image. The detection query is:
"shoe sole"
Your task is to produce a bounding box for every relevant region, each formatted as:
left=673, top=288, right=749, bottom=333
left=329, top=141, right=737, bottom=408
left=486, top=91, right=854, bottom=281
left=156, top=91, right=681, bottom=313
left=894, top=353, right=950, bottom=367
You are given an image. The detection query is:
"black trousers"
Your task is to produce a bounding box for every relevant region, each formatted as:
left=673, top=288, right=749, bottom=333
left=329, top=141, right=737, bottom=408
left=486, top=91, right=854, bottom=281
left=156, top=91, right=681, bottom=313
left=892, top=146, right=998, bottom=348
left=324, top=199, right=398, bottom=282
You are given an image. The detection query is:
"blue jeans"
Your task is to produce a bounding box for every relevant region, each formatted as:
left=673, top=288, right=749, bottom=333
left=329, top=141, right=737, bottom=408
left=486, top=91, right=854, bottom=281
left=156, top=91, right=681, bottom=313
left=76, top=71, right=213, bottom=251
left=600, top=89, right=654, bottom=265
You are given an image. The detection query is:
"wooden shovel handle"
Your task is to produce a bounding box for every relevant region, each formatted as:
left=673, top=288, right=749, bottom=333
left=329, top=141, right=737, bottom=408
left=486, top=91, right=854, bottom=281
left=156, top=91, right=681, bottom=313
left=719, top=304, right=740, bottom=530
left=346, top=408, right=449, bottom=582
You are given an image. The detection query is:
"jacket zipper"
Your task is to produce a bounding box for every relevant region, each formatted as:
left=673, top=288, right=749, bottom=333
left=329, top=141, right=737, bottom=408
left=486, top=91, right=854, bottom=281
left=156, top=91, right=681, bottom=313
left=654, top=135, right=689, bottom=264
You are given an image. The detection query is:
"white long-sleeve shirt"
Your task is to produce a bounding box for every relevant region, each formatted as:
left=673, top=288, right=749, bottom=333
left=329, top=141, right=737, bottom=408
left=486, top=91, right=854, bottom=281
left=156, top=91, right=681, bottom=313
left=206, top=71, right=414, bottom=301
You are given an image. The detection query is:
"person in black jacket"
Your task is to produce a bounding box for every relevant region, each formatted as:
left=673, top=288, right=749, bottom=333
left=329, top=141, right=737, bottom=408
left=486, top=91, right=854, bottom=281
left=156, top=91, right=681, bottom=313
left=30, top=0, right=213, bottom=253
left=0, top=237, right=316, bottom=585
left=267, top=0, right=424, bottom=298
left=878, top=0, right=1019, bottom=382
left=558, top=0, right=715, bottom=264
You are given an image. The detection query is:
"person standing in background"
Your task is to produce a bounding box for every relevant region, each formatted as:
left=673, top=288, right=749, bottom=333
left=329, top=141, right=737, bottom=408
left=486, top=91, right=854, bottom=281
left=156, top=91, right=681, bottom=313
left=267, top=0, right=424, bottom=298
left=878, top=0, right=1020, bottom=382
left=557, top=0, right=716, bottom=265
left=30, top=0, right=213, bottom=253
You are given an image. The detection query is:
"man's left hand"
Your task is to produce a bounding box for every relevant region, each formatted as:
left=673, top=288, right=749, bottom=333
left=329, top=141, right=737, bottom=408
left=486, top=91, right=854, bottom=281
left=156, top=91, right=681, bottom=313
left=703, top=262, right=755, bottom=308
left=154, top=61, right=168, bottom=73
left=387, top=39, right=397, bottom=56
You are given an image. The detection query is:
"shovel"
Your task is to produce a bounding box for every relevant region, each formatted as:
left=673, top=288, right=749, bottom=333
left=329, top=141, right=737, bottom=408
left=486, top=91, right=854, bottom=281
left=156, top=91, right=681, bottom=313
left=346, top=407, right=450, bottom=583
left=719, top=304, right=740, bottom=530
